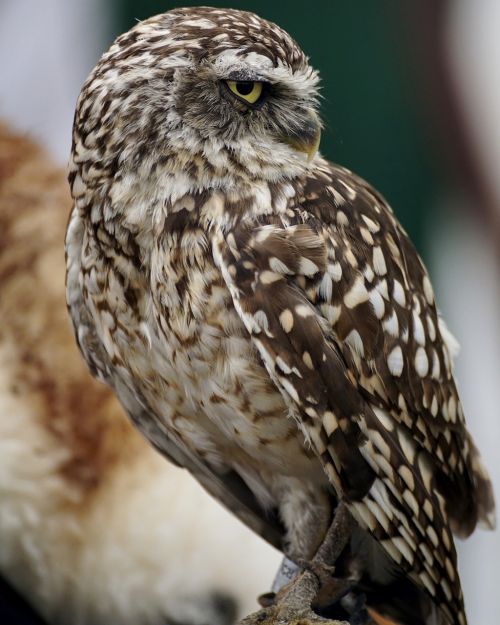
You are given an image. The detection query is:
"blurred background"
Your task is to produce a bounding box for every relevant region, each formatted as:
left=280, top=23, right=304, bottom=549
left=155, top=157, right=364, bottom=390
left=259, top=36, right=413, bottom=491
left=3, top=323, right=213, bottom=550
left=1, top=1, right=499, bottom=623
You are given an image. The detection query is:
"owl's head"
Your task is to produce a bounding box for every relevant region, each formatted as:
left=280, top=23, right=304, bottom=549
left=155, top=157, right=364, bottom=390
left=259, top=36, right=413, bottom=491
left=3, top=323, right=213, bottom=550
left=72, top=7, right=321, bottom=197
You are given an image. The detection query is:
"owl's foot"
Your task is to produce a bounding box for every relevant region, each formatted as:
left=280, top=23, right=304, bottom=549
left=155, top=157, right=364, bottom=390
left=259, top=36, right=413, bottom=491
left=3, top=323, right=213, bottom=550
left=302, top=502, right=357, bottom=610
left=244, top=569, right=373, bottom=625
left=250, top=502, right=360, bottom=625
left=314, top=502, right=354, bottom=566
left=243, top=503, right=363, bottom=624
left=239, top=569, right=337, bottom=624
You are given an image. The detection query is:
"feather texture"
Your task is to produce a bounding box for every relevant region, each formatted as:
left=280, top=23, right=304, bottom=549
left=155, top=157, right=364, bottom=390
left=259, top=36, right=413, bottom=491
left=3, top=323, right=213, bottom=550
left=65, top=8, right=495, bottom=625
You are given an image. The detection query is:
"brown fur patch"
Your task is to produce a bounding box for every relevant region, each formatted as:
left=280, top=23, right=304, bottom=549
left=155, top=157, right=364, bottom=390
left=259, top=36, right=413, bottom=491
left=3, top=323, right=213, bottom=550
left=0, top=122, right=146, bottom=502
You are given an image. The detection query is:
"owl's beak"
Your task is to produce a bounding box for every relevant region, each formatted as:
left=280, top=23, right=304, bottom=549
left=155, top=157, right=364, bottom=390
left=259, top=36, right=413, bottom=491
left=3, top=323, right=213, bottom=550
left=281, top=109, right=321, bottom=161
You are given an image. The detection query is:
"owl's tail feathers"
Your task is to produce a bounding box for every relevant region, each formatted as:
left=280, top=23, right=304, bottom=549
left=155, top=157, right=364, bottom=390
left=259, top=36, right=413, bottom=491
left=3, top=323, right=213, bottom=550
left=469, top=436, right=496, bottom=531
left=439, top=432, right=496, bottom=539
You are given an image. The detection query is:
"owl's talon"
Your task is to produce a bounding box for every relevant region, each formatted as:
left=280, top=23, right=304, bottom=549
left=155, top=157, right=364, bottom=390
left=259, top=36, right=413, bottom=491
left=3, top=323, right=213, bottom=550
left=257, top=592, right=277, bottom=608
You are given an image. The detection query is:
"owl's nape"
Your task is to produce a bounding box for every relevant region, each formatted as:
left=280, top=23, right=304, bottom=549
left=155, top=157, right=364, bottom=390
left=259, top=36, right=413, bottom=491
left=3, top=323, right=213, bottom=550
left=66, top=6, right=494, bottom=625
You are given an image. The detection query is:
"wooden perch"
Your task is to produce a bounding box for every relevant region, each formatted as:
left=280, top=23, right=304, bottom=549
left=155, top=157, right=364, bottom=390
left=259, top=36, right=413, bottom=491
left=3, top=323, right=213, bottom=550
left=240, top=611, right=346, bottom=624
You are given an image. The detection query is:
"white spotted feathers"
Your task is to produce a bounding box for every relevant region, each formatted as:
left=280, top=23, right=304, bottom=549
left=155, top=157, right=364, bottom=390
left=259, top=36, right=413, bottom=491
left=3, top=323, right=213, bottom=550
left=66, top=8, right=495, bottom=625
left=214, top=161, right=495, bottom=625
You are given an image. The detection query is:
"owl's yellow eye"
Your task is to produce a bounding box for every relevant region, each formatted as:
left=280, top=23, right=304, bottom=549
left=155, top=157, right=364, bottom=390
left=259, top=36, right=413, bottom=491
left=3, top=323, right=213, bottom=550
left=226, top=80, right=263, bottom=105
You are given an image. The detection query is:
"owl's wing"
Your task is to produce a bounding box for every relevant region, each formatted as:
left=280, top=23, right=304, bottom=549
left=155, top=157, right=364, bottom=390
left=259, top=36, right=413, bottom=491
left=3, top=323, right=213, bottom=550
left=213, top=161, right=493, bottom=625
left=65, top=208, right=285, bottom=552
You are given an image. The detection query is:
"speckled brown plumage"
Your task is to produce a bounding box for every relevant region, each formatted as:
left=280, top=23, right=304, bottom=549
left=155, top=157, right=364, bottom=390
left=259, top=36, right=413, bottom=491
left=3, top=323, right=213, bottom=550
left=65, top=8, right=495, bottom=625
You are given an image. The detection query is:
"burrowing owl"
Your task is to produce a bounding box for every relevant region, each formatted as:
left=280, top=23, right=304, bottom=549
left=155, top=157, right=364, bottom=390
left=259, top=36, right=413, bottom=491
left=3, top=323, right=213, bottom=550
left=66, top=7, right=495, bottom=625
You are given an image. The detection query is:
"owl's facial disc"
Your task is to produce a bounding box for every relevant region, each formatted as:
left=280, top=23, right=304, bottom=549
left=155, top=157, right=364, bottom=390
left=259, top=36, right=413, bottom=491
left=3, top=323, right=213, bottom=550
left=173, top=50, right=322, bottom=172
left=221, top=75, right=321, bottom=159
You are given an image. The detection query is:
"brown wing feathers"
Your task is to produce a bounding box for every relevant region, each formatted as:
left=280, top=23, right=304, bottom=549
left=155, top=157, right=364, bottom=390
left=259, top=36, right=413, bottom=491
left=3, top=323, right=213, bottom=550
left=214, top=162, right=495, bottom=624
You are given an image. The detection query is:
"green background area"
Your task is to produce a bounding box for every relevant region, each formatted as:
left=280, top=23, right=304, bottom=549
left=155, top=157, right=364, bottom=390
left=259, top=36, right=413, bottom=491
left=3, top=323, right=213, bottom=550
left=111, top=1, right=442, bottom=254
